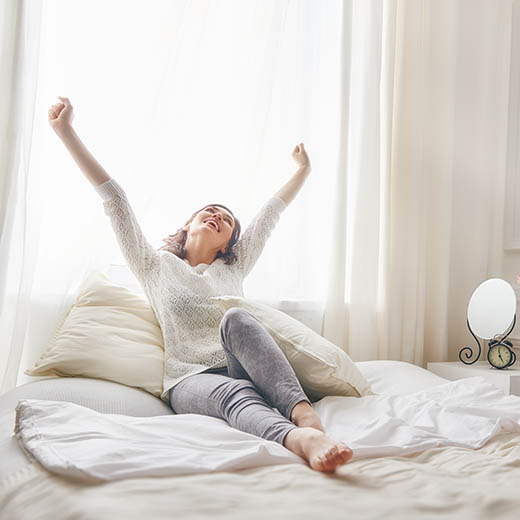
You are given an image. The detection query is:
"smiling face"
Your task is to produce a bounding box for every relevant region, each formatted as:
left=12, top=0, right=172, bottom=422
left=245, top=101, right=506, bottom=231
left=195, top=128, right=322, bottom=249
left=182, top=205, right=236, bottom=254
left=200, top=205, right=235, bottom=235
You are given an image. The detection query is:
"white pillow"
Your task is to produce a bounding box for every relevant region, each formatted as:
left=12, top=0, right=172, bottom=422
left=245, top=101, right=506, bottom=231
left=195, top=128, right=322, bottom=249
left=25, top=271, right=165, bottom=397
left=355, top=360, right=449, bottom=395
left=209, top=295, right=374, bottom=401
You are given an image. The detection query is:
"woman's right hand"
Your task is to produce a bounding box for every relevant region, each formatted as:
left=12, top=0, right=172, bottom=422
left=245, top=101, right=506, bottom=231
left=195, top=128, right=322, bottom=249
left=48, top=96, right=74, bottom=135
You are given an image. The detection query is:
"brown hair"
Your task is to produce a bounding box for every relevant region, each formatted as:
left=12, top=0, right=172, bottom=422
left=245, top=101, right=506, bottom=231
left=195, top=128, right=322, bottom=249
left=157, top=204, right=241, bottom=265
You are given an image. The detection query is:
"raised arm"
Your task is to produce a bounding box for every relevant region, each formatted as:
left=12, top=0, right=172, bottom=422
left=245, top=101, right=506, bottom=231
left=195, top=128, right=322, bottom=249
left=273, top=143, right=311, bottom=205
left=48, top=97, right=160, bottom=285
left=49, top=97, right=111, bottom=188
left=232, top=195, right=288, bottom=278
left=233, top=143, right=311, bottom=277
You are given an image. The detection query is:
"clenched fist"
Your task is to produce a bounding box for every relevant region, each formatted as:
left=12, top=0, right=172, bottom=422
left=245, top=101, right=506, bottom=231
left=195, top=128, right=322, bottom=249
left=291, top=142, right=311, bottom=173
left=48, top=96, right=74, bottom=135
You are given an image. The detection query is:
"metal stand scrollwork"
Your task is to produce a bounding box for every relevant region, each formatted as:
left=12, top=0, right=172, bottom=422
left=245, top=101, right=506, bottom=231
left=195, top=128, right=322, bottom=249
left=459, top=314, right=517, bottom=366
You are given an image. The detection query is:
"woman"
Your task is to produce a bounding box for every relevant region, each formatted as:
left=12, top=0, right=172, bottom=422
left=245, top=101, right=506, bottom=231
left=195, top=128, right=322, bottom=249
left=48, top=96, right=352, bottom=474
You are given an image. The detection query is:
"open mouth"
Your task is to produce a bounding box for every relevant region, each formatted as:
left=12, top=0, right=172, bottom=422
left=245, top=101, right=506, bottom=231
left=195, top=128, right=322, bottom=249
left=205, top=219, right=219, bottom=232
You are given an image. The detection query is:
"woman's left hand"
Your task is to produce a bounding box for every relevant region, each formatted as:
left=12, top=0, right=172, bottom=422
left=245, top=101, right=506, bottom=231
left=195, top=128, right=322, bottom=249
left=291, top=142, right=311, bottom=173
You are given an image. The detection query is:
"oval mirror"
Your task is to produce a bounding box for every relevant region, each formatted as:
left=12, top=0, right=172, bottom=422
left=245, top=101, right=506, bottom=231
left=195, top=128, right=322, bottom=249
left=467, top=278, right=517, bottom=340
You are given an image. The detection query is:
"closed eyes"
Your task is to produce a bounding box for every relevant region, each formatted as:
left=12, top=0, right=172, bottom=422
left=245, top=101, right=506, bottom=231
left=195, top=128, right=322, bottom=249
left=206, top=207, right=233, bottom=226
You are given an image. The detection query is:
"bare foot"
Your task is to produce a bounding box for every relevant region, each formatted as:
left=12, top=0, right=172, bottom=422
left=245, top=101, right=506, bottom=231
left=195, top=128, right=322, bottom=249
left=291, top=402, right=326, bottom=433
left=284, top=427, right=353, bottom=474
left=294, top=411, right=326, bottom=433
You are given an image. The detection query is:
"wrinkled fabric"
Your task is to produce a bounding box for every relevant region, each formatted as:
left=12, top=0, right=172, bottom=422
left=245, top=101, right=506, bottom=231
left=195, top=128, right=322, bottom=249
left=13, top=376, right=520, bottom=483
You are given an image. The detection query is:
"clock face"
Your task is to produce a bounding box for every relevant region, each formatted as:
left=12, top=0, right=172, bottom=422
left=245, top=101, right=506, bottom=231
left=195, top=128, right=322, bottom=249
left=488, top=344, right=512, bottom=369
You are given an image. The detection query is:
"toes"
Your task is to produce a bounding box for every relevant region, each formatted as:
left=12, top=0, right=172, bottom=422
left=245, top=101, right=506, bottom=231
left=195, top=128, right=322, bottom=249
left=325, top=456, right=338, bottom=472
left=339, top=445, right=353, bottom=462
left=327, top=445, right=352, bottom=468
left=319, top=447, right=339, bottom=470
left=311, top=444, right=353, bottom=473
left=317, top=455, right=335, bottom=473
left=329, top=445, right=341, bottom=464
left=315, top=454, right=330, bottom=471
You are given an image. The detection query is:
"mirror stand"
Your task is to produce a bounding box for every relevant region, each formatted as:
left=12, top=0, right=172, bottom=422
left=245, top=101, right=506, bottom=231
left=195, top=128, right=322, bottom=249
left=459, top=314, right=517, bottom=366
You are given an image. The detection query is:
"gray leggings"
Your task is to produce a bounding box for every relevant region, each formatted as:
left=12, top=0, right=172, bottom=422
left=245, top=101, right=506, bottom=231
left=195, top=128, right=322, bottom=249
left=169, top=307, right=312, bottom=446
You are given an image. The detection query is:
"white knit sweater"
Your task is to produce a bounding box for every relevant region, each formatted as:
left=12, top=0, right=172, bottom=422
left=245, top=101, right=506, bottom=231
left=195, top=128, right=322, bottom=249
left=95, top=178, right=287, bottom=403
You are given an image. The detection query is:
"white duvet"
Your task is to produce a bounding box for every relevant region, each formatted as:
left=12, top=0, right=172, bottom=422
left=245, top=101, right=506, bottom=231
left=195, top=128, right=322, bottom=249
left=13, top=376, right=520, bottom=483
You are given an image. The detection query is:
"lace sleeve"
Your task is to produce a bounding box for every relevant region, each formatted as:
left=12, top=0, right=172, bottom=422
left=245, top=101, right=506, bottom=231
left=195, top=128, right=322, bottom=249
left=95, top=178, right=160, bottom=285
left=233, top=196, right=287, bottom=278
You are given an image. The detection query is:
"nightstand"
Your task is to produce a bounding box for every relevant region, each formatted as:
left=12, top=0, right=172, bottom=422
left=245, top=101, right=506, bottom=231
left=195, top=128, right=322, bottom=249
left=427, top=361, right=520, bottom=396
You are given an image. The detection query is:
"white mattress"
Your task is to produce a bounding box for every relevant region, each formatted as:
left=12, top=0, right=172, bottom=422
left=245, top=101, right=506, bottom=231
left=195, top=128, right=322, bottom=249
left=0, top=376, right=173, bottom=482
left=0, top=361, right=446, bottom=482
left=2, top=361, right=519, bottom=519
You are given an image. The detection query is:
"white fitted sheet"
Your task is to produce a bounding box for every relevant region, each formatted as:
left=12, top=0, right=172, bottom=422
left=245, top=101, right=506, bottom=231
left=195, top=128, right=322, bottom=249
left=12, top=376, right=520, bottom=483
left=1, top=360, right=441, bottom=483
left=2, top=431, right=520, bottom=519
left=2, top=361, right=520, bottom=520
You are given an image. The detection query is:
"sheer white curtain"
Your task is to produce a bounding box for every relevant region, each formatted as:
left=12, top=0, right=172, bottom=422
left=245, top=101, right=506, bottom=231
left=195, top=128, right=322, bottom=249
left=1, top=0, right=343, bottom=392
left=0, top=0, right=44, bottom=394
left=323, top=0, right=513, bottom=366
left=0, top=0, right=514, bottom=396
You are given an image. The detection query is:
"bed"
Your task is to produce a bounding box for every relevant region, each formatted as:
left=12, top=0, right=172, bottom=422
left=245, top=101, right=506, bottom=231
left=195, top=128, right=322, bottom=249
left=1, top=360, right=519, bottom=520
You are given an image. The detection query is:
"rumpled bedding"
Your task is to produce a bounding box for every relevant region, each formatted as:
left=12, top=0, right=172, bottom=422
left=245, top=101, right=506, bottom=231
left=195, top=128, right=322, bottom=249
left=13, top=376, right=520, bottom=483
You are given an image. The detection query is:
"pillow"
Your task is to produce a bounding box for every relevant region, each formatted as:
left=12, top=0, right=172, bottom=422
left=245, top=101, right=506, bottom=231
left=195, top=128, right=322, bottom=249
left=209, top=295, right=374, bottom=401
left=355, top=360, right=449, bottom=395
left=25, top=271, right=165, bottom=397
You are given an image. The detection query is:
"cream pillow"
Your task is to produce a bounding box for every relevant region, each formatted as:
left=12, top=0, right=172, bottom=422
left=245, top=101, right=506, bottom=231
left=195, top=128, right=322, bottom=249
left=209, top=295, right=374, bottom=401
left=25, top=271, right=164, bottom=397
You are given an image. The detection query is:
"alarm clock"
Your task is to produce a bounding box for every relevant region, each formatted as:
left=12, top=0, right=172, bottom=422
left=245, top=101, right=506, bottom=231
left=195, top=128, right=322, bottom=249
left=487, top=340, right=515, bottom=369
left=460, top=278, right=517, bottom=368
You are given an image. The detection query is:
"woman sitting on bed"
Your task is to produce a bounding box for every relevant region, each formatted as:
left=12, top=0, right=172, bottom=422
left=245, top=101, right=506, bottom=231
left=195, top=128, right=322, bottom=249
left=48, top=96, right=353, bottom=474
